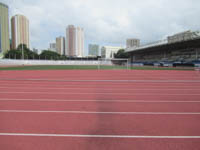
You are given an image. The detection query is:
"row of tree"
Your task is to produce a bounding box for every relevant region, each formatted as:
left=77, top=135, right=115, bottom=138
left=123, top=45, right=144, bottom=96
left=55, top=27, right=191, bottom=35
left=4, top=44, right=74, bottom=60
left=4, top=44, right=129, bottom=60
left=114, top=49, right=129, bottom=58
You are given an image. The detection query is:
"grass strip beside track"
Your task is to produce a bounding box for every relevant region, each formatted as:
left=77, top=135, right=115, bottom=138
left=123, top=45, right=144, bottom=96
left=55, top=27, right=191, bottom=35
left=0, top=65, right=195, bottom=71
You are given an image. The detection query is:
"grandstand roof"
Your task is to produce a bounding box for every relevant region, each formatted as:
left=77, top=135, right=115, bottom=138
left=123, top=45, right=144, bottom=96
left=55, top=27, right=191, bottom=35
left=126, top=37, right=200, bottom=54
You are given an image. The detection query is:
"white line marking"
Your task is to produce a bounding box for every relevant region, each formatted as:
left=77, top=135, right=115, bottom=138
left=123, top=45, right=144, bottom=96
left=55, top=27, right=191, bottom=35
left=1, top=78, right=200, bottom=83
left=0, top=133, right=200, bottom=139
left=0, top=91, right=200, bottom=95
left=0, top=98, right=200, bottom=103
left=1, top=84, right=200, bottom=88
left=0, top=110, right=200, bottom=115
left=0, top=87, right=200, bottom=91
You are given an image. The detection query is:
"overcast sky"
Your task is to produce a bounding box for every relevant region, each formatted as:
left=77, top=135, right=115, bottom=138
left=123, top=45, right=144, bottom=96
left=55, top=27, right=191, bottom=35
left=1, top=0, right=200, bottom=54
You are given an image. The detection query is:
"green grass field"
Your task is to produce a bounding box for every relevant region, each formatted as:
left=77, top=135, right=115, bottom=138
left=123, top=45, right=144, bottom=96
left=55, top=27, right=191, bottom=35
left=0, top=65, right=195, bottom=71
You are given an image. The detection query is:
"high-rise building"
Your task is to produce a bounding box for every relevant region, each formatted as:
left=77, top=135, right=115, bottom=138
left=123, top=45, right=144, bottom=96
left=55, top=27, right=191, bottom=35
left=126, top=39, right=140, bottom=48
left=88, top=44, right=99, bottom=56
left=49, top=43, right=56, bottom=52
left=101, top=46, right=124, bottom=59
left=0, top=2, right=9, bottom=54
left=56, top=36, right=65, bottom=55
left=11, top=14, right=30, bottom=49
left=66, top=25, right=76, bottom=56
left=66, top=25, right=84, bottom=57
left=76, top=27, right=84, bottom=57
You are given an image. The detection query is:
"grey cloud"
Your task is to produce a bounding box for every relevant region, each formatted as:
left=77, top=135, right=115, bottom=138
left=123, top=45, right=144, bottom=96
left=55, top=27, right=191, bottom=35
left=1, top=0, right=200, bottom=50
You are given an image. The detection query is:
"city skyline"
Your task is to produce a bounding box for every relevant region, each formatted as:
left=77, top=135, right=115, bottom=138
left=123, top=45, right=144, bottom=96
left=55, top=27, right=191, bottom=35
left=0, top=0, right=200, bottom=55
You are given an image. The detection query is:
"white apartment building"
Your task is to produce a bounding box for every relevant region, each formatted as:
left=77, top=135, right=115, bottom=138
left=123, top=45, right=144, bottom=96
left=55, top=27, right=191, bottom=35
left=101, top=46, right=124, bottom=59
left=66, top=25, right=84, bottom=57
left=56, top=36, right=65, bottom=55
left=49, top=43, right=56, bottom=52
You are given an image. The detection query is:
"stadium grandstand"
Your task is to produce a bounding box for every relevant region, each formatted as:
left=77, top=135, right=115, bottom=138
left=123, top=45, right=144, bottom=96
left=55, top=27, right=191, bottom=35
left=126, top=30, right=200, bottom=67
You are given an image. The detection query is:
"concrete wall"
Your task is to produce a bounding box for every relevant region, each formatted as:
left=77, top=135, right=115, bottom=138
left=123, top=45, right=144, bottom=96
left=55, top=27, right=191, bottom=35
left=0, top=59, right=99, bottom=66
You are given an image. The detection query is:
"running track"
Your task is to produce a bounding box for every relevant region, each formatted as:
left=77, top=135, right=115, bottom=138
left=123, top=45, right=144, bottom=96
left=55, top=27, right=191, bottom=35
left=0, top=70, right=200, bottom=150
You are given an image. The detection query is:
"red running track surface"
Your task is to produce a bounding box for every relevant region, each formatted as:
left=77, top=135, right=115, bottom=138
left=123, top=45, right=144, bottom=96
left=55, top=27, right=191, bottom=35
left=0, top=70, right=200, bottom=150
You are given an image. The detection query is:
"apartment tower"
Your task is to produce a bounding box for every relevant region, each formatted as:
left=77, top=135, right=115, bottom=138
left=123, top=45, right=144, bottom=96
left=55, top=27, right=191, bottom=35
left=11, top=14, right=30, bottom=49
left=126, top=39, right=140, bottom=48
left=76, top=27, right=84, bottom=57
left=0, top=2, right=9, bottom=54
left=66, top=25, right=84, bottom=57
left=66, top=25, right=76, bottom=56
left=56, top=36, right=65, bottom=55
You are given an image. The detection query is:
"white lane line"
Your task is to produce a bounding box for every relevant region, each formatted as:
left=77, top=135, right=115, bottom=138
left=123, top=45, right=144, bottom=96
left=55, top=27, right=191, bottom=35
left=0, top=133, right=200, bottom=139
left=1, top=78, right=200, bottom=83
left=0, top=98, right=200, bottom=103
left=0, top=91, right=200, bottom=95
left=0, top=110, right=200, bottom=115
left=1, top=84, right=200, bottom=88
left=0, top=87, right=200, bottom=91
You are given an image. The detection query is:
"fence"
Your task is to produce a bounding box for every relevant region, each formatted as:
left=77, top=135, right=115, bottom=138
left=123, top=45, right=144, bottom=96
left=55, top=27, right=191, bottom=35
left=0, top=59, right=99, bottom=66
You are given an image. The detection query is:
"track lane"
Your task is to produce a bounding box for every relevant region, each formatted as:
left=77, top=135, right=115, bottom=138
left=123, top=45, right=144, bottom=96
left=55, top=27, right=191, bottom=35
left=1, top=100, right=200, bottom=112
left=0, top=112, right=200, bottom=136
left=1, top=136, right=200, bottom=150
left=0, top=70, right=200, bottom=150
left=0, top=93, right=200, bottom=100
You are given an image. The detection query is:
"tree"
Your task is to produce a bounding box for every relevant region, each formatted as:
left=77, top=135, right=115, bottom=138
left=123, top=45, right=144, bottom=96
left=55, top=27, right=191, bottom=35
left=4, top=44, right=39, bottom=59
left=4, top=49, right=22, bottom=59
left=114, top=49, right=129, bottom=58
left=39, top=50, right=61, bottom=60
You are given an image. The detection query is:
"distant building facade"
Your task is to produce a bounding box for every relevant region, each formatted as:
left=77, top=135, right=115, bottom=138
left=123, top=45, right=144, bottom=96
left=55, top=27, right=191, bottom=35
left=88, top=44, right=99, bottom=56
left=76, top=27, right=84, bottom=57
left=168, top=30, right=200, bottom=43
left=49, top=43, right=56, bottom=52
left=126, top=38, right=140, bottom=48
left=56, top=36, right=65, bottom=55
left=66, top=25, right=84, bottom=57
left=66, top=25, right=76, bottom=56
left=0, top=2, right=9, bottom=53
left=101, top=46, right=123, bottom=59
left=11, top=14, right=30, bottom=49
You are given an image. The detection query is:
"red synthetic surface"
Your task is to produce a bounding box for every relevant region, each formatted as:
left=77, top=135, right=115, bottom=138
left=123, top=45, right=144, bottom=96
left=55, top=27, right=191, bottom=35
left=0, top=70, right=200, bottom=150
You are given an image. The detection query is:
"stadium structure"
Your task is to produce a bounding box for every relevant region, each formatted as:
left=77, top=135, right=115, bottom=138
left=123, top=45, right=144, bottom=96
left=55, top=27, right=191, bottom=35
left=126, top=30, right=200, bottom=67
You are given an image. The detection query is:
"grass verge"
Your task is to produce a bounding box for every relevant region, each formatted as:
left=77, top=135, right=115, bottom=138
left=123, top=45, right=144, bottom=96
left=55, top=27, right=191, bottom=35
left=0, top=65, right=195, bottom=71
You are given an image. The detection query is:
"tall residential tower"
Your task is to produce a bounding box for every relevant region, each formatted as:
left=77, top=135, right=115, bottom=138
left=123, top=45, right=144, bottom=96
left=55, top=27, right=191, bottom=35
left=0, top=2, right=9, bottom=54
left=66, top=25, right=84, bottom=57
left=66, top=25, right=76, bottom=56
left=76, top=27, right=84, bottom=57
left=11, top=14, right=30, bottom=49
left=56, top=36, right=65, bottom=55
